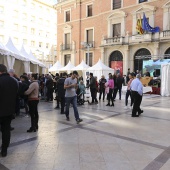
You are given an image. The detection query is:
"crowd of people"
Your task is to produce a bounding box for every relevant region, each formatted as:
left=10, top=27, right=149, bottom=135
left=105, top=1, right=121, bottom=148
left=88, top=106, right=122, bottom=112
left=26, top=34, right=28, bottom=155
left=0, top=64, right=144, bottom=157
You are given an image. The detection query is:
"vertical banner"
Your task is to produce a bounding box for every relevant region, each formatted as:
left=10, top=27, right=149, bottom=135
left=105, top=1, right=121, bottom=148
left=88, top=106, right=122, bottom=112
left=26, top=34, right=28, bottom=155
left=111, top=61, right=123, bottom=75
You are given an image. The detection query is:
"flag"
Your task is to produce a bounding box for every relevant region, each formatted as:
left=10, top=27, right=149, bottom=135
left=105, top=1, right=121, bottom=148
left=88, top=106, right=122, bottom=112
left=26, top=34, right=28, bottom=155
left=142, top=13, right=160, bottom=33
left=136, top=17, right=144, bottom=34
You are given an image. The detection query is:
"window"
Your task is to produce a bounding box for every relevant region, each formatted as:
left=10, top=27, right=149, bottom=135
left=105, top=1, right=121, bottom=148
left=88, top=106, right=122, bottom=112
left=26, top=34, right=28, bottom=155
left=31, top=28, right=35, bottom=34
left=0, top=35, right=4, bottom=42
left=0, top=6, right=4, bottom=14
left=39, top=42, right=42, bottom=47
left=87, top=5, right=92, bottom=17
left=64, top=54, right=71, bottom=66
left=46, top=32, right=50, bottom=37
left=65, top=33, right=70, bottom=49
left=31, top=16, right=35, bottom=22
left=22, top=0, right=27, bottom=6
left=86, top=53, right=93, bottom=66
left=39, top=18, right=43, bottom=24
left=46, top=20, right=49, bottom=26
left=23, top=39, right=27, bottom=45
left=13, top=38, right=18, bottom=44
left=46, top=43, right=49, bottom=48
left=65, top=11, right=70, bottom=22
left=39, top=30, right=43, bottom=36
left=139, top=0, right=148, bottom=3
left=13, top=10, right=18, bottom=18
left=31, top=3, right=35, bottom=9
left=31, top=41, right=35, bottom=47
left=22, top=13, right=27, bottom=20
left=0, top=20, right=4, bottom=28
left=86, top=29, right=93, bottom=45
left=14, top=24, right=19, bottom=31
left=112, top=23, right=121, bottom=37
left=22, top=26, right=27, bottom=33
left=113, top=0, right=121, bottom=10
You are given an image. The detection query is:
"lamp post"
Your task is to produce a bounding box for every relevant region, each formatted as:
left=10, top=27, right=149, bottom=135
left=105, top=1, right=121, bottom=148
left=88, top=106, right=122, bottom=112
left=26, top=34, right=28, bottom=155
left=81, top=42, right=92, bottom=66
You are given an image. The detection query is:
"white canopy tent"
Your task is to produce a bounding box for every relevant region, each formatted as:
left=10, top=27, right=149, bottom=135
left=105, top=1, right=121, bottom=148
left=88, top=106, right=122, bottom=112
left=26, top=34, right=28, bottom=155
left=58, top=61, right=75, bottom=73
left=71, top=60, right=90, bottom=81
left=49, top=60, right=63, bottom=72
left=161, top=63, right=170, bottom=96
left=87, top=59, right=114, bottom=80
left=5, top=38, right=29, bottom=75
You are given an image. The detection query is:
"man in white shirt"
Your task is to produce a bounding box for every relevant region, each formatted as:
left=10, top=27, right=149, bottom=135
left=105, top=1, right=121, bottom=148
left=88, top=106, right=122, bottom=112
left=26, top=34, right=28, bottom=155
left=130, top=74, right=143, bottom=117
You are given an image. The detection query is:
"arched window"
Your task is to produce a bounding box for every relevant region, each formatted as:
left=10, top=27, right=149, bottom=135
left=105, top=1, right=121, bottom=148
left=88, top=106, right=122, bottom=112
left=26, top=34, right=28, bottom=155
left=109, top=50, right=123, bottom=75
left=165, top=48, right=170, bottom=59
left=134, top=48, right=151, bottom=73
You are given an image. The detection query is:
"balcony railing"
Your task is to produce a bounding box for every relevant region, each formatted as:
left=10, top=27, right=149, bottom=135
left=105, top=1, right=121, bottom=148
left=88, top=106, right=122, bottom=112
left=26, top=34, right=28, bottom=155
left=81, top=41, right=95, bottom=49
left=102, top=36, right=127, bottom=46
left=60, top=44, right=72, bottom=51
left=162, top=30, right=170, bottom=38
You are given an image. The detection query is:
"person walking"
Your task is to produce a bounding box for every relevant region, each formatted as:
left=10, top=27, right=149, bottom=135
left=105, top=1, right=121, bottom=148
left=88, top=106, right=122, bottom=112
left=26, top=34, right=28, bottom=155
left=99, top=75, right=107, bottom=101
left=0, top=64, right=18, bottom=157
left=130, top=74, right=143, bottom=117
left=24, top=74, right=39, bottom=132
left=64, top=71, right=83, bottom=124
left=124, top=73, right=134, bottom=109
left=106, top=75, right=114, bottom=106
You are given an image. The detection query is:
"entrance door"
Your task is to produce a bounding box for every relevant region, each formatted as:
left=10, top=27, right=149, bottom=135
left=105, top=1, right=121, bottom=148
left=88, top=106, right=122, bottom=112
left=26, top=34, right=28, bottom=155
left=134, top=48, right=151, bottom=73
left=109, top=51, right=123, bottom=75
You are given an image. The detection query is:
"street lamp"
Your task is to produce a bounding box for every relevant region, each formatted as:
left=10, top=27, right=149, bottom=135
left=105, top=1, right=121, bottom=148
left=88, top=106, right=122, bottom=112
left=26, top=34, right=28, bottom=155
left=81, top=42, right=92, bottom=66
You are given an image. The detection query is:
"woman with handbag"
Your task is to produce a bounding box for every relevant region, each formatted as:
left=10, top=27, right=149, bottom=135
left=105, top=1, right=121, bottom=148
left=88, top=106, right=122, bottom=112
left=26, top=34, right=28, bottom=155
left=106, top=75, right=114, bottom=106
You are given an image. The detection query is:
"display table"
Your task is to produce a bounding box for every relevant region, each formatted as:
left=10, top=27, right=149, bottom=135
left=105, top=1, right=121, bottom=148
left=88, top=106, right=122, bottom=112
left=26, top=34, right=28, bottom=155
left=122, top=86, right=153, bottom=94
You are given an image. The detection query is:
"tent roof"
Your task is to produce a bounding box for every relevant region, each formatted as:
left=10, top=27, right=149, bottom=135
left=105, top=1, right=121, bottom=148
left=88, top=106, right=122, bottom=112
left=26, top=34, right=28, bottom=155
left=49, top=61, right=63, bottom=72
left=20, top=45, right=39, bottom=64
left=71, top=60, right=90, bottom=70
left=0, top=41, right=11, bottom=56
left=87, top=59, right=114, bottom=71
left=5, top=38, right=27, bottom=61
left=59, top=61, right=75, bottom=71
left=29, top=51, right=46, bottom=68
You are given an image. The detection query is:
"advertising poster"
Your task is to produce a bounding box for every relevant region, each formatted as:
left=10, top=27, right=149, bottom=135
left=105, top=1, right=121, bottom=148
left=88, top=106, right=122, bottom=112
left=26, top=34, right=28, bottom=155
left=111, top=61, right=123, bottom=75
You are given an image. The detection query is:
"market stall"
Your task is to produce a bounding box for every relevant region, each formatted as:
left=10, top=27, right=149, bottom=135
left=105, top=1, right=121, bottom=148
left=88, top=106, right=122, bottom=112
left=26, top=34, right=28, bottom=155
left=58, top=61, right=75, bottom=73
left=49, top=60, right=63, bottom=72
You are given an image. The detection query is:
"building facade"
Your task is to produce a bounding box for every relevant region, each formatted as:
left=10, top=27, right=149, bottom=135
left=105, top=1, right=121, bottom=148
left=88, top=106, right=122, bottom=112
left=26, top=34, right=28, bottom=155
left=0, top=0, right=57, bottom=68
left=55, top=0, right=170, bottom=75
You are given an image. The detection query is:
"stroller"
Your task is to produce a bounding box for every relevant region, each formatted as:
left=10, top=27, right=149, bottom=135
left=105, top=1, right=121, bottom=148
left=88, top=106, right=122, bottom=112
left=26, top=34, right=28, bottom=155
left=77, top=87, right=91, bottom=105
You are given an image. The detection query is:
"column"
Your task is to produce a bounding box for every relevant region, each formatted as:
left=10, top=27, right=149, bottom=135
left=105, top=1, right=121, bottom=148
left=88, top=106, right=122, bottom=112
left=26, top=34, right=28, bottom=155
left=153, top=42, right=159, bottom=60
left=123, top=45, right=129, bottom=75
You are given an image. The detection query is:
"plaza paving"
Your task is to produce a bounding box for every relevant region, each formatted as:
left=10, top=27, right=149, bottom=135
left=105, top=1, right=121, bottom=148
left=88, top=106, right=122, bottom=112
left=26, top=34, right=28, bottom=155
left=0, top=94, right=170, bottom=170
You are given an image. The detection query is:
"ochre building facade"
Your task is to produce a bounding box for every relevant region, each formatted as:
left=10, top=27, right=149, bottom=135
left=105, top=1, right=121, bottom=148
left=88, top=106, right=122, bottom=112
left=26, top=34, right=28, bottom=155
left=55, top=0, right=170, bottom=75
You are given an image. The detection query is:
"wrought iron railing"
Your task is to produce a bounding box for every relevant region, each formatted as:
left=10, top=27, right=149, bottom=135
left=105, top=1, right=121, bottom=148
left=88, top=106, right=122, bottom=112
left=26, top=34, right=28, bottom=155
left=60, top=44, right=72, bottom=51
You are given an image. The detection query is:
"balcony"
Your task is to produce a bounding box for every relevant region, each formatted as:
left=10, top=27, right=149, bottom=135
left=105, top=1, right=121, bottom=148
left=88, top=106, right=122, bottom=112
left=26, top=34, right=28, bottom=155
left=60, top=44, right=72, bottom=51
left=129, top=33, right=152, bottom=43
left=160, top=30, right=170, bottom=40
left=102, top=36, right=127, bottom=46
left=81, top=41, right=95, bottom=49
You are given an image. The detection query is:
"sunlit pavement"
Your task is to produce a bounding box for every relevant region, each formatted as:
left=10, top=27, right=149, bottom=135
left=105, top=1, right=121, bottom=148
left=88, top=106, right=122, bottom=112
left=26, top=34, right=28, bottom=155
left=0, top=94, right=170, bottom=170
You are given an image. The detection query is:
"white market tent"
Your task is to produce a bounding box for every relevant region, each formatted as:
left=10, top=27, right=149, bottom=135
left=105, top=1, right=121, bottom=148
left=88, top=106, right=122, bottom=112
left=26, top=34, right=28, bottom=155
left=49, top=60, right=63, bottom=72
left=6, top=38, right=30, bottom=75
left=161, top=63, right=170, bottom=96
left=71, top=60, right=90, bottom=80
left=87, top=59, right=114, bottom=79
left=59, top=61, right=75, bottom=73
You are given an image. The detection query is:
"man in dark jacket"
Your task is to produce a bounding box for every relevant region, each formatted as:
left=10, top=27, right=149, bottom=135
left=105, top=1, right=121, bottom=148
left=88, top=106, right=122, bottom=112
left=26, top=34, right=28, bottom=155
left=57, top=72, right=67, bottom=114
left=46, top=75, right=54, bottom=101
left=0, top=64, right=18, bottom=157
left=89, top=73, right=98, bottom=104
left=114, top=73, right=124, bottom=100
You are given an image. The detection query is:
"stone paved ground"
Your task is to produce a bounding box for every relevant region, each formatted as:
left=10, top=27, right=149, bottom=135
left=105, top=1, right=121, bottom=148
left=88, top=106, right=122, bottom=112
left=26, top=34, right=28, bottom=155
left=0, top=94, right=170, bottom=170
